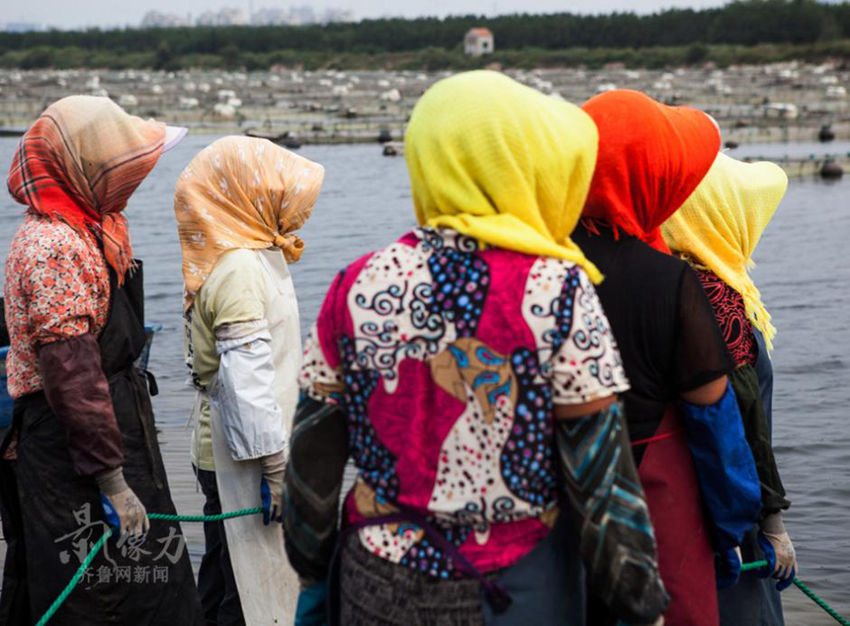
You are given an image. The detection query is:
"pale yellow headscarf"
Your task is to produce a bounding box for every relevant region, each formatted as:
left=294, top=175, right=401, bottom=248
left=404, top=70, right=602, bottom=283
left=662, top=152, right=788, bottom=350
left=174, top=136, right=324, bottom=311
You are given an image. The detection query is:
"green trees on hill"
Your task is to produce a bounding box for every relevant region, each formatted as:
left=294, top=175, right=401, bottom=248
left=2, top=0, right=850, bottom=69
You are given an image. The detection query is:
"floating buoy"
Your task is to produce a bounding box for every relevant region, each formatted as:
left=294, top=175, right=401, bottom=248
left=383, top=142, right=403, bottom=157
left=820, top=160, right=843, bottom=179
left=818, top=124, right=836, bottom=142
left=724, top=140, right=739, bottom=149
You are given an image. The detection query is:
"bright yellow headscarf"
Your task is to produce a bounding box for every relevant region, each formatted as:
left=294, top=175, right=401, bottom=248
left=662, top=152, right=788, bottom=350
left=404, top=70, right=602, bottom=283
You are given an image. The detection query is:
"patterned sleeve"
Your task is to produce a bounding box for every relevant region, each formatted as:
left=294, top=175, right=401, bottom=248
left=299, top=271, right=346, bottom=404
left=549, top=270, right=630, bottom=405
left=25, top=233, right=105, bottom=346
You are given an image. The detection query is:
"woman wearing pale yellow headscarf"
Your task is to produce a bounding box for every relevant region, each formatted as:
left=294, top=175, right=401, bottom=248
left=662, top=152, right=795, bottom=626
left=285, top=71, right=667, bottom=626
left=174, top=136, right=323, bottom=625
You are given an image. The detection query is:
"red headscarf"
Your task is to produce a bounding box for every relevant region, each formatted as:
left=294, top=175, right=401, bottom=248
left=581, top=90, right=721, bottom=253
left=7, top=96, right=166, bottom=283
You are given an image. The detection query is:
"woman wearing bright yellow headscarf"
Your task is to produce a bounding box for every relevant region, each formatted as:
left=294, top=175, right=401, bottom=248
left=174, top=136, right=324, bottom=625
left=284, top=71, right=667, bottom=625
left=663, top=152, right=795, bottom=624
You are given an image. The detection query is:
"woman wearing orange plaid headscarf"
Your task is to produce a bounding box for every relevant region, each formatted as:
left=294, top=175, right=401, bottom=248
left=2, top=96, right=200, bottom=624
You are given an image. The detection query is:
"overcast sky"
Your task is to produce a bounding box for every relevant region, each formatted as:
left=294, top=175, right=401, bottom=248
left=5, top=1, right=730, bottom=30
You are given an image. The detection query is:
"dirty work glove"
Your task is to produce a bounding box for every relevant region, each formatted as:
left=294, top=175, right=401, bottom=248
left=295, top=580, right=328, bottom=626
left=260, top=450, right=286, bottom=525
left=758, top=512, right=797, bottom=591
left=96, top=467, right=149, bottom=538
left=715, top=546, right=742, bottom=589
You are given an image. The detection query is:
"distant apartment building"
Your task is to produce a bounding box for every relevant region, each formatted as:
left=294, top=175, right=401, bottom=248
left=320, top=8, right=355, bottom=24
left=464, top=28, right=494, bottom=57
left=251, top=8, right=290, bottom=26
left=196, top=7, right=247, bottom=26
left=139, top=5, right=355, bottom=29
left=2, top=22, right=43, bottom=32
left=287, top=5, right=316, bottom=25
left=141, top=11, right=190, bottom=28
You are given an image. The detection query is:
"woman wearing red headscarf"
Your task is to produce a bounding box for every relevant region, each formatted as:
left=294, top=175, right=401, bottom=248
left=573, top=90, right=761, bottom=626
left=0, top=96, right=201, bottom=624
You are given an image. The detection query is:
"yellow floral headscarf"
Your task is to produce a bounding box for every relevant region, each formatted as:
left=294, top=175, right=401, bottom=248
left=662, top=152, right=787, bottom=350
left=174, top=136, right=324, bottom=311
left=404, top=70, right=602, bottom=283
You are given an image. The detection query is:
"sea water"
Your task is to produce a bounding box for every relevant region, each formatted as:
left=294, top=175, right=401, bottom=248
left=0, top=136, right=847, bottom=623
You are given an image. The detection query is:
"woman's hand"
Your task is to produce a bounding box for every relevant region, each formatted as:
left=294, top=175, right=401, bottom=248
left=96, top=467, right=149, bottom=538
left=758, top=512, right=797, bottom=590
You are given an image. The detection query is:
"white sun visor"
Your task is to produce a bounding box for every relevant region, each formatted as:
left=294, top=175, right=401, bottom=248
left=163, top=125, right=188, bottom=153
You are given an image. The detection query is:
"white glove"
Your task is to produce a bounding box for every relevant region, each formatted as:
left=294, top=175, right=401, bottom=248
left=761, top=512, right=797, bottom=580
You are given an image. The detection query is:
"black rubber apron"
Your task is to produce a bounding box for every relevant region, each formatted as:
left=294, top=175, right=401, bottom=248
left=1, top=262, right=201, bottom=625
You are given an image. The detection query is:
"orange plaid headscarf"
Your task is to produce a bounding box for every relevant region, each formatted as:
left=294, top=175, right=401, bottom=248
left=7, top=95, right=166, bottom=283
left=174, top=136, right=324, bottom=311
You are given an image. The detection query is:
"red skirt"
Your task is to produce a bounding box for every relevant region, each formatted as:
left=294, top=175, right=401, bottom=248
left=638, top=408, right=718, bottom=626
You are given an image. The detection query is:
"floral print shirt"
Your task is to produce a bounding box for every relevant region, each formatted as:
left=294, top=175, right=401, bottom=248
left=4, top=216, right=110, bottom=398
left=300, top=228, right=629, bottom=578
left=693, top=268, right=758, bottom=367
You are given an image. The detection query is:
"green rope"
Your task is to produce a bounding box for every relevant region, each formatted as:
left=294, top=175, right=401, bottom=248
left=148, top=506, right=263, bottom=523
left=793, top=578, right=850, bottom=626
left=34, top=507, right=263, bottom=626
left=35, top=528, right=113, bottom=626
left=739, top=560, right=850, bottom=626
left=35, top=515, right=850, bottom=626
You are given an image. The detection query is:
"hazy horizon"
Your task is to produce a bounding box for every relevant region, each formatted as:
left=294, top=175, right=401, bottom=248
left=5, top=0, right=730, bottom=31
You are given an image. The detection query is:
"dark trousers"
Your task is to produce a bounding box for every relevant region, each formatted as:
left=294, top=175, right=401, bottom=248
left=195, top=467, right=245, bottom=626
left=0, top=456, right=30, bottom=626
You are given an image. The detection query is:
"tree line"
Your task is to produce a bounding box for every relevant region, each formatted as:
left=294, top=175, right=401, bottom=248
left=2, top=0, right=850, bottom=70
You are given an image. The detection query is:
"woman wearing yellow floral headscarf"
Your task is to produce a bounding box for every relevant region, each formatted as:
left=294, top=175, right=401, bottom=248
left=663, top=152, right=795, bottom=625
left=285, top=71, right=667, bottom=626
left=174, top=136, right=323, bottom=625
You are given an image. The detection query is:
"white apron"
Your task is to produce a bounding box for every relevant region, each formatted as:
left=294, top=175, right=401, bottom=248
left=208, top=248, right=301, bottom=625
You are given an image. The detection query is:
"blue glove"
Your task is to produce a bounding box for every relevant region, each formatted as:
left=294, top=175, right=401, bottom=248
left=295, top=581, right=328, bottom=626
left=100, top=493, right=121, bottom=533
left=260, top=476, right=284, bottom=526
left=757, top=531, right=796, bottom=591
left=715, top=546, right=742, bottom=589
left=259, top=452, right=285, bottom=526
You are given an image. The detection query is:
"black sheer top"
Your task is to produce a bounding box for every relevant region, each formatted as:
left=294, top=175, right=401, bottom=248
left=573, top=225, right=734, bottom=448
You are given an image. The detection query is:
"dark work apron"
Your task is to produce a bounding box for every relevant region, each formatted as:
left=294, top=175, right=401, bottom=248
left=0, top=262, right=201, bottom=625
left=637, top=408, right=718, bottom=626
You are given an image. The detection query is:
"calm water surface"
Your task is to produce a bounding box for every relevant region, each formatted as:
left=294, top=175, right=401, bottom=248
left=0, top=135, right=847, bottom=622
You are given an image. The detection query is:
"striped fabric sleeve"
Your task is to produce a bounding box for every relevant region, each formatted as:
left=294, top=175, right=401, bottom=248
left=555, top=402, right=669, bottom=623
